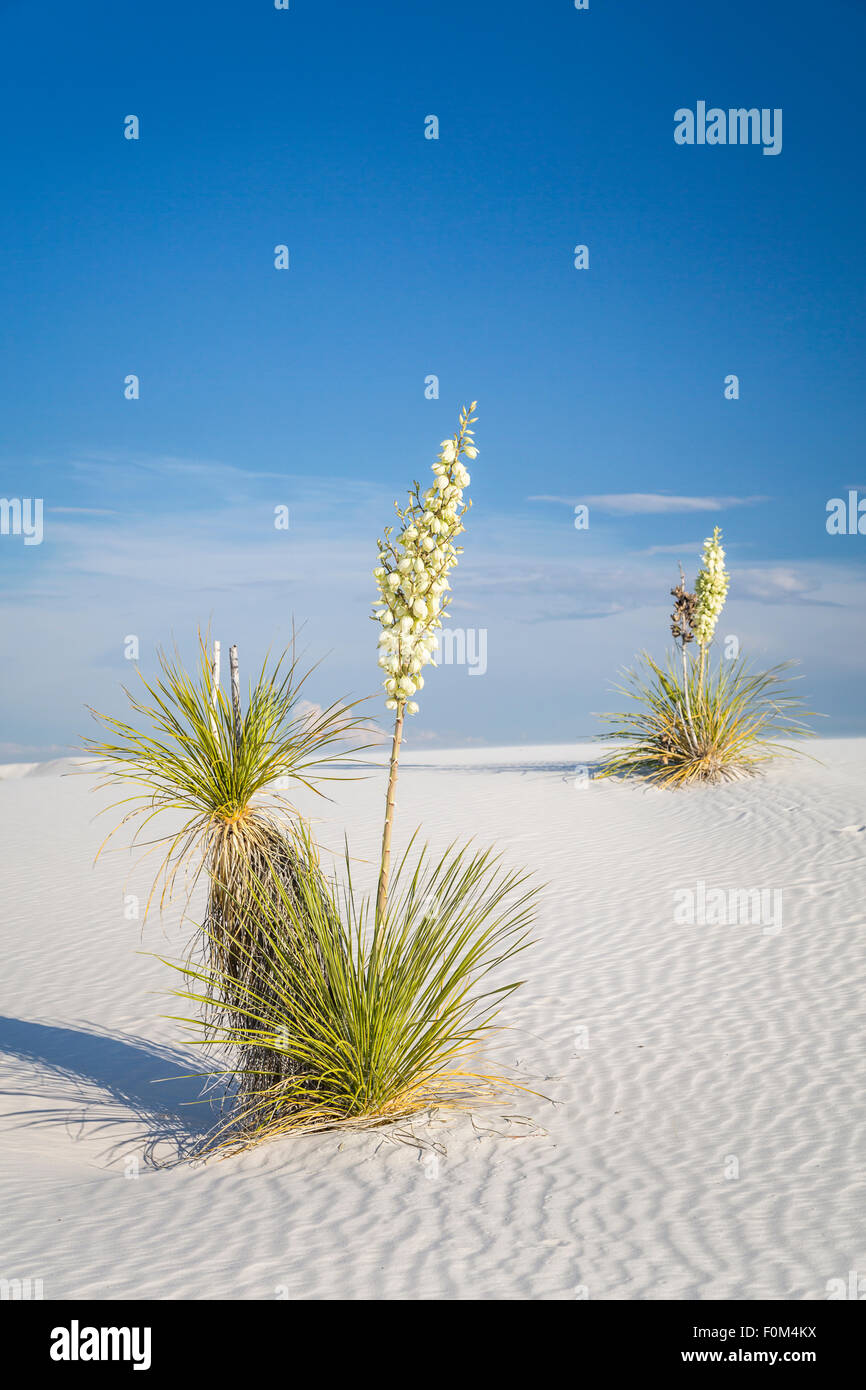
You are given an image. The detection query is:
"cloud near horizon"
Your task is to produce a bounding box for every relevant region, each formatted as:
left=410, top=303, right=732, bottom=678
left=528, top=493, right=770, bottom=515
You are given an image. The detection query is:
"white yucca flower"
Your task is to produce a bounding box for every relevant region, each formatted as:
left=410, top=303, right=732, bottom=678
left=372, top=405, right=477, bottom=715
left=693, top=525, right=729, bottom=649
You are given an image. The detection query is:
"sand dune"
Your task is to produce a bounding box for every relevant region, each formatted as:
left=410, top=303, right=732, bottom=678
left=1, top=741, right=864, bottom=1300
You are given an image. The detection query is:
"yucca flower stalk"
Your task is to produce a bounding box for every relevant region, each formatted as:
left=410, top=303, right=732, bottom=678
left=84, top=633, right=371, bottom=1099
left=373, top=404, right=477, bottom=923
left=693, top=526, right=730, bottom=696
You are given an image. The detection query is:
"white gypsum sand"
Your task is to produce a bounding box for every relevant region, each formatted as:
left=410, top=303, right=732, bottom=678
left=0, top=740, right=864, bottom=1300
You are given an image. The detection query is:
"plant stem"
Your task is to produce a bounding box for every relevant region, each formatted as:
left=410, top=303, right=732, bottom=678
left=376, top=700, right=405, bottom=929
left=681, top=643, right=699, bottom=752
left=698, top=644, right=706, bottom=703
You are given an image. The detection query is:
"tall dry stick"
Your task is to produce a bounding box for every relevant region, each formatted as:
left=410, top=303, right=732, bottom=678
left=210, top=640, right=221, bottom=738
left=671, top=565, right=698, bottom=753
left=376, top=700, right=405, bottom=928
left=229, top=644, right=242, bottom=747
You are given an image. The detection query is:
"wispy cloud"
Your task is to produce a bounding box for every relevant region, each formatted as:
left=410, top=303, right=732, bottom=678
left=735, top=567, right=839, bottom=606
left=47, top=506, right=118, bottom=517
left=642, top=541, right=704, bottom=556
left=0, top=741, right=65, bottom=756
left=67, top=450, right=287, bottom=484
left=528, top=493, right=769, bottom=514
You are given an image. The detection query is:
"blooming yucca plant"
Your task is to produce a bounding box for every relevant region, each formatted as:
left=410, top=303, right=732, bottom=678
left=596, top=528, right=816, bottom=785
left=103, top=413, right=537, bottom=1154
left=166, top=408, right=537, bottom=1152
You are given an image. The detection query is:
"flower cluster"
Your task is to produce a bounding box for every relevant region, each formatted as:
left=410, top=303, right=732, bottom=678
left=693, top=526, right=729, bottom=649
left=373, top=405, right=477, bottom=714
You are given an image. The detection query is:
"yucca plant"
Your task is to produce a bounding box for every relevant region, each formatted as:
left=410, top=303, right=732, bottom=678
left=117, top=410, right=536, bottom=1154
left=84, top=633, right=371, bottom=1098
left=596, top=527, right=815, bottom=785
left=164, top=406, right=535, bottom=1151
left=596, top=653, right=815, bottom=786
left=169, top=830, right=536, bottom=1153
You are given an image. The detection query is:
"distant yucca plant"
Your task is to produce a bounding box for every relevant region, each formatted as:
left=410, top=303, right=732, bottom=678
left=596, top=653, right=814, bottom=786
left=169, top=830, right=536, bottom=1152
left=596, top=528, right=816, bottom=785
left=84, top=633, right=371, bottom=1099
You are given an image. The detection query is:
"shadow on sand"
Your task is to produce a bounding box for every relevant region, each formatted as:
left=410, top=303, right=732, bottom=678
left=0, top=1016, right=226, bottom=1166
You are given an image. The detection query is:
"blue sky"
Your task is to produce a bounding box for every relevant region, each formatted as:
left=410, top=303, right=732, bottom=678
left=1, top=0, right=864, bottom=755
